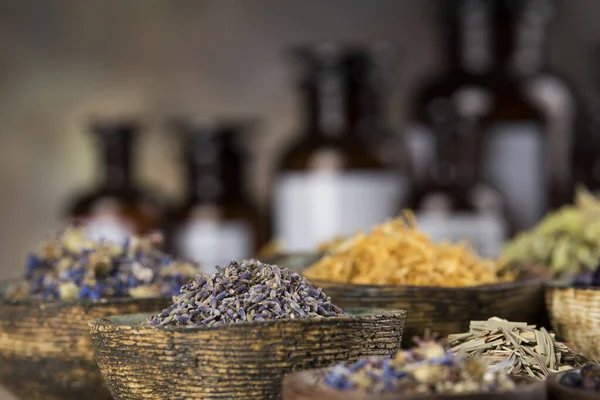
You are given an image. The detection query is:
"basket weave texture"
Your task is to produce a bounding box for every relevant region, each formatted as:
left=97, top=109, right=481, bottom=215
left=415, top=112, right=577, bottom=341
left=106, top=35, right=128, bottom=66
left=311, top=278, right=544, bottom=346
left=89, top=309, right=406, bottom=400
left=545, top=284, right=600, bottom=360
left=0, top=281, right=169, bottom=400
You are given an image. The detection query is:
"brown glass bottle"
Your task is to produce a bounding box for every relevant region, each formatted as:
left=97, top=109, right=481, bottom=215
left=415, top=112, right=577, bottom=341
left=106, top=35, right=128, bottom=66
left=408, top=100, right=508, bottom=258
left=572, top=47, right=600, bottom=197
left=65, top=119, right=166, bottom=243
left=513, top=0, right=577, bottom=209
left=273, top=43, right=407, bottom=252
left=482, top=0, right=575, bottom=230
left=171, top=119, right=262, bottom=273
left=405, top=0, right=494, bottom=184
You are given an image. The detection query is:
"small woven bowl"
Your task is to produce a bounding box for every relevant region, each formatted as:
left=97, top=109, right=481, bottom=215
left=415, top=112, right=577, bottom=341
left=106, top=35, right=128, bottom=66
left=545, top=282, right=600, bottom=360
left=0, top=280, right=171, bottom=400
left=310, top=277, right=545, bottom=346
left=546, top=368, right=599, bottom=400
left=89, top=308, right=406, bottom=400
left=282, top=368, right=546, bottom=400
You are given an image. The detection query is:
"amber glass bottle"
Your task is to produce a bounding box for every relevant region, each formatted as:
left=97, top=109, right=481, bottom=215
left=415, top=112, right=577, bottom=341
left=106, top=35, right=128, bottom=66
left=171, top=119, right=262, bottom=272
left=273, top=43, right=407, bottom=252
left=408, top=94, right=507, bottom=257
left=513, top=0, right=576, bottom=209
left=405, top=0, right=494, bottom=184
left=572, top=46, right=600, bottom=197
left=482, top=0, right=575, bottom=229
left=65, top=119, right=166, bottom=243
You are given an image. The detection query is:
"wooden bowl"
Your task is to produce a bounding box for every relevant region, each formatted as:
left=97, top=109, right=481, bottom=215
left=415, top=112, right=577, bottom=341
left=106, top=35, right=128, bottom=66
left=0, top=280, right=170, bottom=400
left=547, top=368, right=600, bottom=400
left=545, top=283, right=600, bottom=360
left=310, top=278, right=545, bottom=346
left=282, top=368, right=546, bottom=400
left=89, top=308, right=407, bottom=400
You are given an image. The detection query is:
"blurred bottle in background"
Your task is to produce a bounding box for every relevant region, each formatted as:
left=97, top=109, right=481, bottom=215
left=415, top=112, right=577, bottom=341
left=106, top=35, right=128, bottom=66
left=480, top=0, right=546, bottom=233
left=405, top=0, right=494, bottom=185
left=572, top=45, right=600, bottom=197
left=170, top=118, right=262, bottom=272
left=408, top=93, right=508, bottom=257
left=482, top=0, right=576, bottom=230
left=273, top=43, right=408, bottom=252
left=64, top=119, right=167, bottom=243
left=514, top=0, right=576, bottom=209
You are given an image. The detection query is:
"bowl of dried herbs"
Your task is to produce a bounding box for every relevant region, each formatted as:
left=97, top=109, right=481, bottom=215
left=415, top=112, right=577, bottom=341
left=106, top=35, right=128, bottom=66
left=547, top=364, right=600, bottom=400
left=302, top=212, right=547, bottom=346
left=282, top=338, right=546, bottom=400
left=0, top=225, right=198, bottom=400
left=89, top=259, right=406, bottom=400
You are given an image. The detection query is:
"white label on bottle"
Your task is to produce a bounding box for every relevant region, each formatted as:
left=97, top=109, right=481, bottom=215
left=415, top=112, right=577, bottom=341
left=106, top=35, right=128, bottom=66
left=177, top=220, right=251, bottom=274
left=405, top=123, right=435, bottom=181
left=81, top=198, right=134, bottom=244
left=416, top=212, right=506, bottom=258
left=84, top=216, right=133, bottom=244
left=275, top=171, right=406, bottom=252
left=484, top=122, right=546, bottom=230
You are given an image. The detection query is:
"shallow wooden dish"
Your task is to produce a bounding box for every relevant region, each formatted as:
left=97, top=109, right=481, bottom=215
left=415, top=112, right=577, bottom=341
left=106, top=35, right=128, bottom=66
left=547, top=368, right=600, bottom=400
left=282, top=368, right=546, bottom=400
left=310, top=277, right=544, bottom=346
left=0, top=280, right=170, bottom=400
left=89, top=308, right=406, bottom=400
left=545, top=283, right=600, bottom=360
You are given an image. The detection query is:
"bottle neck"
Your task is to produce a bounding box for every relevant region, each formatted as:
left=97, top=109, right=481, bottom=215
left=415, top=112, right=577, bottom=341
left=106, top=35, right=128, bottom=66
left=97, top=131, right=135, bottom=190
left=185, top=140, right=246, bottom=204
left=442, top=0, right=492, bottom=75
left=302, top=66, right=351, bottom=138
left=504, top=0, right=552, bottom=77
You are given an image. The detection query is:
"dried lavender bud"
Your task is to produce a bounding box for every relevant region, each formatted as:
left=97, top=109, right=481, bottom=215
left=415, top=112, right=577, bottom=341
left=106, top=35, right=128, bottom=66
left=146, top=259, right=345, bottom=327
left=5, top=225, right=199, bottom=301
left=322, top=340, right=515, bottom=394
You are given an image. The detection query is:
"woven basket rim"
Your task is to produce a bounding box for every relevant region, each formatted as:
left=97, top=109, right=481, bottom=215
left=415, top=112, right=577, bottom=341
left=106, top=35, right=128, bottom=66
left=89, top=308, right=407, bottom=333
left=283, top=368, right=545, bottom=399
left=309, top=276, right=545, bottom=292
left=0, top=279, right=170, bottom=309
left=544, top=280, right=600, bottom=291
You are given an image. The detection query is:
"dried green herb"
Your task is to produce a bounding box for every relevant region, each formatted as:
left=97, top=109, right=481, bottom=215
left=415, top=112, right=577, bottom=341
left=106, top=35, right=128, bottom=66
left=446, top=317, right=589, bottom=379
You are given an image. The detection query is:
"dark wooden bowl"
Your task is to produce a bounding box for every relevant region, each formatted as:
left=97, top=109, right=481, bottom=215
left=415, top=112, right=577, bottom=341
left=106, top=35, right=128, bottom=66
left=89, top=308, right=407, bottom=400
left=283, top=368, right=546, bottom=400
left=0, top=280, right=170, bottom=400
left=547, top=368, right=600, bottom=400
left=545, top=283, right=600, bottom=360
left=310, top=277, right=545, bottom=346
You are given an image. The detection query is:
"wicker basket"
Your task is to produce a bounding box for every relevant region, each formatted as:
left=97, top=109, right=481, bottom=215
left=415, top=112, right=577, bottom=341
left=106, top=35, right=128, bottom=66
left=546, top=368, right=598, bottom=400
left=89, top=308, right=406, bottom=400
left=282, top=368, right=546, bottom=400
left=310, top=278, right=544, bottom=346
left=545, top=283, right=600, bottom=360
left=0, top=280, right=170, bottom=400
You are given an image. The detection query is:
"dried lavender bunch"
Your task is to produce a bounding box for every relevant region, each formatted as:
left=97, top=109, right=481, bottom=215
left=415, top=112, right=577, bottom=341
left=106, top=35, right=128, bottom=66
left=323, top=339, right=515, bottom=394
left=5, top=225, right=199, bottom=301
left=146, top=259, right=345, bottom=327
